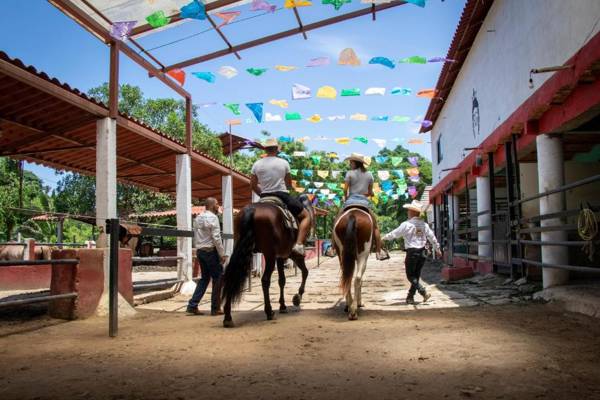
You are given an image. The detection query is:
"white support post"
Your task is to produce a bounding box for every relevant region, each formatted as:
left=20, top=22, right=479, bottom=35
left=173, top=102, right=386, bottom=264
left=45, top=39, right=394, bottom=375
left=222, top=175, right=234, bottom=256
left=95, top=117, right=135, bottom=316
left=476, top=177, right=492, bottom=259
left=536, top=134, right=569, bottom=288
left=176, top=154, right=194, bottom=295
left=95, top=117, right=117, bottom=250
left=448, top=194, right=459, bottom=251
left=251, top=192, right=263, bottom=277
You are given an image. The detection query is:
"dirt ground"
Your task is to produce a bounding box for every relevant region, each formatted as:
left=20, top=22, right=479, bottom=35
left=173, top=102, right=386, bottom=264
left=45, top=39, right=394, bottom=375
left=2, top=253, right=600, bottom=400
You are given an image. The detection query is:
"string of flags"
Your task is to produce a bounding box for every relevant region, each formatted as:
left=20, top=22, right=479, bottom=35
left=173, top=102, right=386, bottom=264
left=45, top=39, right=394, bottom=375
left=110, top=0, right=431, bottom=43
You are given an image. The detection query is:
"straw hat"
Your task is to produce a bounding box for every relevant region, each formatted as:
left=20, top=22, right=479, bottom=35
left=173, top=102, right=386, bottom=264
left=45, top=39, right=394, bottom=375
left=345, top=152, right=371, bottom=167
left=403, top=200, right=424, bottom=213
left=262, top=137, right=280, bottom=149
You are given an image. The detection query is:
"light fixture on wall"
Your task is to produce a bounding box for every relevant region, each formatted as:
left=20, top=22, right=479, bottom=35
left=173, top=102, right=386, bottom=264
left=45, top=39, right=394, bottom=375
left=529, top=65, right=573, bottom=89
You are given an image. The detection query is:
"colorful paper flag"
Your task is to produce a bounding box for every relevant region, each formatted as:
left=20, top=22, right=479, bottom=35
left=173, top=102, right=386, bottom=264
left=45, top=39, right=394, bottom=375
left=372, top=116, right=389, bottom=122
left=393, top=170, right=405, bottom=178
left=110, top=21, right=137, bottom=41
left=408, top=186, right=418, bottom=198
left=146, top=11, right=170, bottom=28
left=340, top=88, right=360, bottom=96
left=392, top=115, right=411, bottom=122
left=215, top=11, right=240, bottom=27
left=391, top=87, right=412, bottom=96
left=306, top=57, right=330, bottom=67
left=226, top=119, right=241, bottom=126
left=375, top=156, right=388, bottom=164
left=217, top=66, right=238, bottom=79
left=335, top=137, right=351, bottom=145
left=354, top=136, right=369, bottom=144
left=284, top=0, right=313, bottom=7
left=265, top=113, right=282, bottom=122
left=180, top=0, right=207, bottom=19
left=365, top=87, right=386, bottom=96
left=269, top=99, right=289, bottom=108
left=328, top=115, right=346, bottom=121
left=223, top=103, right=240, bottom=115
left=391, top=157, right=402, bottom=166
left=246, top=67, right=267, bottom=76
left=378, top=171, right=390, bottom=180
left=417, top=89, right=438, bottom=98
left=408, top=156, right=419, bottom=166
left=350, top=113, right=368, bottom=121
left=374, top=138, right=387, bottom=148
left=167, top=69, right=186, bottom=85
left=293, top=151, right=306, bottom=157
left=400, top=55, right=427, bottom=64
left=408, top=138, right=425, bottom=145
left=251, top=0, right=277, bottom=12
left=406, top=0, right=426, bottom=7
left=338, top=48, right=361, bottom=66
left=292, top=83, right=311, bottom=100
left=316, top=86, right=337, bottom=99
left=368, top=56, right=395, bottom=69
left=428, top=56, right=456, bottom=63
left=285, top=112, right=302, bottom=120
left=191, top=72, right=215, bottom=83
left=406, top=167, right=419, bottom=177
left=317, top=170, right=329, bottom=178
left=274, top=65, right=297, bottom=72
left=322, top=0, right=351, bottom=10
left=307, top=114, right=322, bottom=123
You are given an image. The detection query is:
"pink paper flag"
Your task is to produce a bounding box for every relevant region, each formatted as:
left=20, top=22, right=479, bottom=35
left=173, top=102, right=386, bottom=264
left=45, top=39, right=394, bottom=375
left=251, top=0, right=277, bottom=12
left=306, top=57, right=330, bottom=67
left=215, top=11, right=240, bottom=28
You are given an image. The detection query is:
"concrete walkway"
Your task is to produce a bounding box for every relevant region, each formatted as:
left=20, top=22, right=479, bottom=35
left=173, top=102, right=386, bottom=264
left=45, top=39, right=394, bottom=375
left=139, top=251, right=490, bottom=313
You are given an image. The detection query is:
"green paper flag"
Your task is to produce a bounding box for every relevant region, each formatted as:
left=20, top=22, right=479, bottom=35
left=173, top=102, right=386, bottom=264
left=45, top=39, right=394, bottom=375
left=326, top=183, right=338, bottom=190
left=311, top=155, right=322, bottom=166
left=223, top=103, right=240, bottom=115
left=285, top=112, right=302, bottom=121
left=290, top=169, right=299, bottom=176
left=354, top=136, right=369, bottom=144
left=246, top=68, right=268, bottom=76
left=333, top=198, right=341, bottom=207
left=146, top=10, right=171, bottom=28
left=341, top=88, right=361, bottom=96
left=392, top=115, right=411, bottom=122
left=400, top=56, right=427, bottom=64
left=391, top=157, right=402, bottom=167
left=322, top=0, right=351, bottom=10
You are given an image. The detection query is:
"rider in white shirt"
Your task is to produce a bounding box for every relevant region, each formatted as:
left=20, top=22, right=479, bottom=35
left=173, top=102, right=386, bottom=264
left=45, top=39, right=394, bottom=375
left=382, top=200, right=442, bottom=304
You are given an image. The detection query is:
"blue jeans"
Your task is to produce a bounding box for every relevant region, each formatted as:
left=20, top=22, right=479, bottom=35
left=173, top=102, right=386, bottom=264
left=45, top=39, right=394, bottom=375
left=188, top=249, right=223, bottom=312
left=344, top=194, right=371, bottom=208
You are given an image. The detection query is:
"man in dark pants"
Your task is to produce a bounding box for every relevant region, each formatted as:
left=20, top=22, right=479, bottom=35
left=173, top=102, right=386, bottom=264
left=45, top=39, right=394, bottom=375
left=382, top=200, right=442, bottom=304
left=187, top=197, right=227, bottom=316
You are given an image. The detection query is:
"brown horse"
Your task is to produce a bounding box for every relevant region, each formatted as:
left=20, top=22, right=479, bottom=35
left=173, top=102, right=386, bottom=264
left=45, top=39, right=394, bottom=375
left=333, top=207, right=373, bottom=320
left=221, top=195, right=314, bottom=328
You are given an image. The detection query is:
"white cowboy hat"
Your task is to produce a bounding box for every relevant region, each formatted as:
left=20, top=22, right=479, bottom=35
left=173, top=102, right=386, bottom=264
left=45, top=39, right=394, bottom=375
left=403, top=200, right=423, bottom=213
left=262, top=137, right=280, bottom=149
left=344, top=152, right=371, bottom=167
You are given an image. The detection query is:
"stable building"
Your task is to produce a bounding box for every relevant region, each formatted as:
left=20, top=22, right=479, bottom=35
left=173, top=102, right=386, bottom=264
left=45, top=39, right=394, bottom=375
left=422, top=0, right=600, bottom=287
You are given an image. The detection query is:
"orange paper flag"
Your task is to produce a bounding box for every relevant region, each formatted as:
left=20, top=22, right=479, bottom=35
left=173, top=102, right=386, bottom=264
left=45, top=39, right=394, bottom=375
left=408, top=138, right=425, bottom=145
left=167, top=69, right=186, bottom=86
left=416, top=89, right=438, bottom=98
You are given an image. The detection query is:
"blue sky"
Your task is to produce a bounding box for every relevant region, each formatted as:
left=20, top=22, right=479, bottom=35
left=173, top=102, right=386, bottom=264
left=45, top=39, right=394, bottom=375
left=0, top=0, right=465, bottom=188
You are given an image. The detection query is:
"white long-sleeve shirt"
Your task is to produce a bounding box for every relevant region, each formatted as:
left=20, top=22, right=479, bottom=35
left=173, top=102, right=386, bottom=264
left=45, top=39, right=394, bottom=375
left=382, top=217, right=440, bottom=250
left=193, top=211, right=225, bottom=257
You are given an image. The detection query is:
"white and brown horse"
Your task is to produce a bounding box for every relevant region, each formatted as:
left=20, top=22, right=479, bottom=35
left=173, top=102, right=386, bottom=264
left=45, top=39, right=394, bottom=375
left=333, top=207, right=373, bottom=320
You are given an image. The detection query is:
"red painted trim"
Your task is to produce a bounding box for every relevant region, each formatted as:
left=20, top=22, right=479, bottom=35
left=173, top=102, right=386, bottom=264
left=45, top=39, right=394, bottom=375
left=431, top=30, right=600, bottom=200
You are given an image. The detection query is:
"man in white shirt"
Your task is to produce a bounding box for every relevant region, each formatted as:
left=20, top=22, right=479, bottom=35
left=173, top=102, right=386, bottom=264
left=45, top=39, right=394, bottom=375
left=187, top=197, right=227, bottom=316
left=250, top=138, right=310, bottom=256
left=382, top=200, right=442, bottom=304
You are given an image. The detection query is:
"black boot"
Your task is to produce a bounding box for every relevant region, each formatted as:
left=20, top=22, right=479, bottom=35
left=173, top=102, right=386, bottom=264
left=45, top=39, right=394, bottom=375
left=406, top=295, right=415, bottom=305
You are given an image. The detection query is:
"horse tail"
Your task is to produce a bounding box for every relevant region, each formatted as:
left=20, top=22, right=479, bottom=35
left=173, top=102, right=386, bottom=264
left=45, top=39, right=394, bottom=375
left=222, top=206, right=256, bottom=305
left=340, top=213, right=357, bottom=295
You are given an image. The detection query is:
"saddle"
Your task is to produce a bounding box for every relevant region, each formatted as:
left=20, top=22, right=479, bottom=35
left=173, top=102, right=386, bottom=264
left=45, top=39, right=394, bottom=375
left=259, top=196, right=298, bottom=231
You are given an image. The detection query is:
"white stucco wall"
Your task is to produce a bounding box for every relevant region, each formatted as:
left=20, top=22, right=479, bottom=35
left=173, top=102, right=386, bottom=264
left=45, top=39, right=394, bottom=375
left=431, top=0, right=600, bottom=185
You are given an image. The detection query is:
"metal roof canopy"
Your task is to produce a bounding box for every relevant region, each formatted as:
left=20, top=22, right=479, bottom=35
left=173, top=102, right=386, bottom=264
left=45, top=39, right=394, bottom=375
left=49, top=0, right=410, bottom=75
left=0, top=51, right=252, bottom=207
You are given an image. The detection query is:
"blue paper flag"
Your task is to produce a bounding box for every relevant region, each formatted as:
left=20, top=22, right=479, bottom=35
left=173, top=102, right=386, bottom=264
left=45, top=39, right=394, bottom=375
left=180, top=0, right=207, bottom=19
left=391, top=87, right=413, bottom=96
left=368, top=56, right=395, bottom=69
left=375, top=156, right=389, bottom=164
left=303, top=170, right=314, bottom=177
left=192, top=72, right=215, bottom=83
left=393, top=169, right=405, bottom=178
left=381, top=180, right=393, bottom=191
left=245, top=102, right=264, bottom=123
left=405, top=0, right=426, bottom=7
left=278, top=136, right=294, bottom=143
left=372, top=116, right=389, bottom=122
left=278, top=152, right=292, bottom=162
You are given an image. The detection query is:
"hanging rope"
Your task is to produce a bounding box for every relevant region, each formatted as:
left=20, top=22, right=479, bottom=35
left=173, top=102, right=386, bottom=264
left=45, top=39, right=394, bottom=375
left=578, top=205, right=598, bottom=261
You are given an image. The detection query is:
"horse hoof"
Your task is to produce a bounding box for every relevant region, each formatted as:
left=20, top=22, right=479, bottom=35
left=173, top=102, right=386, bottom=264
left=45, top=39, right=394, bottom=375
left=359, top=303, right=365, bottom=308
left=348, top=313, right=358, bottom=321
left=292, top=294, right=301, bottom=307
left=279, top=306, right=288, bottom=314
left=266, top=311, right=275, bottom=320
left=344, top=306, right=349, bottom=313
left=223, top=319, right=235, bottom=328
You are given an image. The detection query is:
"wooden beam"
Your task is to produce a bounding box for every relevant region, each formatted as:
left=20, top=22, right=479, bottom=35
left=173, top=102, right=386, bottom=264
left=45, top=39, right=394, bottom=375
left=116, top=116, right=187, bottom=154
left=292, top=7, right=308, bottom=40
left=0, top=145, right=91, bottom=157
left=109, top=41, right=120, bottom=118
left=185, top=97, right=193, bottom=154
left=50, top=0, right=190, bottom=99
left=164, top=1, right=407, bottom=71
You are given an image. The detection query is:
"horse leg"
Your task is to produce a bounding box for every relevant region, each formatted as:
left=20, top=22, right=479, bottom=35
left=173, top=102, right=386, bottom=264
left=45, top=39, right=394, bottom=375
left=355, top=245, right=370, bottom=312
left=276, top=258, right=287, bottom=313
left=262, top=257, right=276, bottom=320
left=223, top=297, right=234, bottom=328
left=290, top=254, right=308, bottom=307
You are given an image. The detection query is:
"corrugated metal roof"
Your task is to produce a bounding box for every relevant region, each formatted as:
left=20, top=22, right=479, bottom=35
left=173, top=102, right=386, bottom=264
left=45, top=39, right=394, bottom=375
left=420, top=0, right=494, bottom=134
left=0, top=51, right=252, bottom=207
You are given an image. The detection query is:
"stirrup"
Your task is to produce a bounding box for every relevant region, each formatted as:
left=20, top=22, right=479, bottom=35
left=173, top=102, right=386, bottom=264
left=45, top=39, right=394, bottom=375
left=376, top=249, right=390, bottom=261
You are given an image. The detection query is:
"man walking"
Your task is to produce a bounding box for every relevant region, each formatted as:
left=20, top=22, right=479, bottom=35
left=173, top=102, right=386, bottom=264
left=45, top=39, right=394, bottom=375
left=187, top=197, right=226, bottom=316
left=382, top=200, right=442, bottom=304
